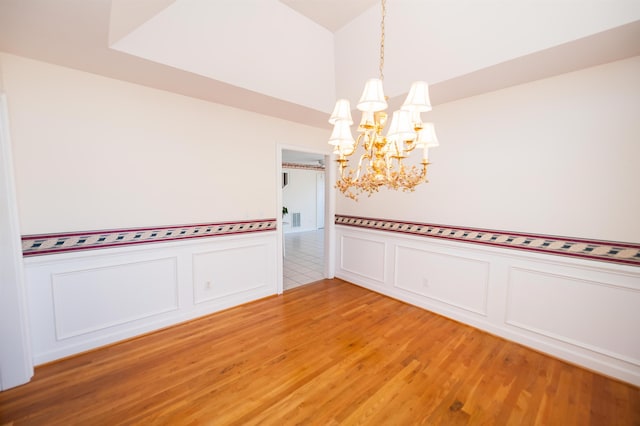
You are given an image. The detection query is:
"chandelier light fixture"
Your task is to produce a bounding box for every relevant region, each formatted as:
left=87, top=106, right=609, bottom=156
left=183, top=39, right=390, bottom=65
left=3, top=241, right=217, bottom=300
left=328, top=0, right=439, bottom=200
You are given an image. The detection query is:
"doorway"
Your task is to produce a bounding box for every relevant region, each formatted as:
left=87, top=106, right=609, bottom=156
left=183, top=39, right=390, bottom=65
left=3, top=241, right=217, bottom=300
left=277, top=147, right=334, bottom=293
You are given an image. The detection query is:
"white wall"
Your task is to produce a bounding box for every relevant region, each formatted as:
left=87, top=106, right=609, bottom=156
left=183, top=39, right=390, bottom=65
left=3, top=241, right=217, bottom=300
left=282, top=167, right=323, bottom=233
left=0, top=53, right=329, bottom=234
left=337, top=56, right=640, bottom=243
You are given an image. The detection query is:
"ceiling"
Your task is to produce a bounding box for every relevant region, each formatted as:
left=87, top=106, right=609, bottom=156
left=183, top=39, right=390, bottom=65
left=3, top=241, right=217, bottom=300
left=0, top=0, right=639, bottom=131
left=279, top=0, right=378, bottom=32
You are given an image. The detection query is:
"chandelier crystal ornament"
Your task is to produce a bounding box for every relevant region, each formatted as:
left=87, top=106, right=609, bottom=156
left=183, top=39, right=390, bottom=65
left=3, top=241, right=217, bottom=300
left=328, top=0, right=439, bottom=200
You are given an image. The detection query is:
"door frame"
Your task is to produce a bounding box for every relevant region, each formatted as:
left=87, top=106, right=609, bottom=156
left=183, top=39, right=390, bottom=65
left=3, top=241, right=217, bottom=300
left=0, top=93, right=33, bottom=390
left=276, top=144, right=335, bottom=294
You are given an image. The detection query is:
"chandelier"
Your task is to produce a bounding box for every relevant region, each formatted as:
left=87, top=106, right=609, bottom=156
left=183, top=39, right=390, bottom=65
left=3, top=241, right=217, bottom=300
left=328, top=0, right=439, bottom=200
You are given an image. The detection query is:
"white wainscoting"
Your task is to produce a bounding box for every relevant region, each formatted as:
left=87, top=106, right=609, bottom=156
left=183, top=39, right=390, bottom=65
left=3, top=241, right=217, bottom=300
left=193, top=244, right=271, bottom=304
left=340, top=234, right=386, bottom=284
left=395, top=246, right=490, bottom=316
left=24, top=232, right=277, bottom=365
left=506, top=267, right=640, bottom=366
left=52, top=257, right=179, bottom=340
left=335, top=226, right=640, bottom=386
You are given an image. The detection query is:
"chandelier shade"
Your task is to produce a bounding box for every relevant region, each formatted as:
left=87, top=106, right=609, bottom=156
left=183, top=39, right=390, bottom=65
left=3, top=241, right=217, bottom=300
left=357, top=78, right=387, bottom=112
left=329, top=99, right=354, bottom=125
left=387, top=110, right=415, bottom=142
left=358, top=110, right=375, bottom=131
left=401, top=81, right=432, bottom=112
left=416, top=122, right=439, bottom=161
left=328, top=119, right=355, bottom=147
left=416, top=122, right=439, bottom=148
left=328, top=0, right=440, bottom=200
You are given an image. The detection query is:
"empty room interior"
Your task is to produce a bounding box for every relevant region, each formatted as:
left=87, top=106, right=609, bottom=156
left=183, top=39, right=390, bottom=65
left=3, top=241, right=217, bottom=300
left=1, top=0, right=639, bottom=423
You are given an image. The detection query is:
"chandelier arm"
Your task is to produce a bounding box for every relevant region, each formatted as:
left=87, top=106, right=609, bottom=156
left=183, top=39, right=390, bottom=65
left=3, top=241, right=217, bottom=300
left=395, top=139, right=404, bottom=157
left=385, top=152, right=394, bottom=181
left=355, top=132, right=369, bottom=181
left=338, top=164, right=347, bottom=181
left=404, top=139, right=417, bottom=154
left=341, top=132, right=364, bottom=159
left=354, top=152, right=369, bottom=181
left=364, top=130, right=375, bottom=155
left=356, top=131, right=366, bottom=153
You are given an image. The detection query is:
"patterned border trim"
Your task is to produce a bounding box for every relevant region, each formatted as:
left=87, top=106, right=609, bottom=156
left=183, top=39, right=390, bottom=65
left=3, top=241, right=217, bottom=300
left=335, top=215, right=640, bottom=267
left=22, top=219, right=277, bottom=257
left=282, top=162, right=325, bottom=171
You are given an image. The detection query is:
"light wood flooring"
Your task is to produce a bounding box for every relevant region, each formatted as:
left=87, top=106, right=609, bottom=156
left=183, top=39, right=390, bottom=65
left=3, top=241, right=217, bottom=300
left=1, top=279, right=639, bottom=425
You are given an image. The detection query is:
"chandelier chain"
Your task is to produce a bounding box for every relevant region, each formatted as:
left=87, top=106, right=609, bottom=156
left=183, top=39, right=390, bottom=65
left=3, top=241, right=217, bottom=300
left=379, top=0, right=386, bottom=81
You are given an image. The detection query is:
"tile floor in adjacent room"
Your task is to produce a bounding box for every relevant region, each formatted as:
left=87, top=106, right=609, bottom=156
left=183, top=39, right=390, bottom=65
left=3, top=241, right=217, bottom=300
left=283, top=229, right=325, bottom=290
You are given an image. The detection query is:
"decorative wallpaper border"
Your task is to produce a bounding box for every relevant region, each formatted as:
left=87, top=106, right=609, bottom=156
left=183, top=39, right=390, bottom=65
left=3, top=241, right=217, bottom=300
left=22, top=219, right=277, bottom=257
left=335, top=215, right=640, bottom=267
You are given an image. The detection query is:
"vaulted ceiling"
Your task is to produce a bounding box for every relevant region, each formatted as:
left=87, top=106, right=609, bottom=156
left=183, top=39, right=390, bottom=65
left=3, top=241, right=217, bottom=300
left=0, top=0, right=639, bottom=129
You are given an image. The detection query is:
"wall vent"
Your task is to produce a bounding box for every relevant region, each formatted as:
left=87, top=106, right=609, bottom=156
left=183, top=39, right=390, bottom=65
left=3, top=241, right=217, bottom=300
left=292, top=213, right=301, bottom=227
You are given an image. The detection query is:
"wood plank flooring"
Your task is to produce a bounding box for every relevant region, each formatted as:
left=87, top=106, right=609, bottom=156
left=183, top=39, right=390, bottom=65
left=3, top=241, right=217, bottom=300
left=1, top=279, right=639, bottom=425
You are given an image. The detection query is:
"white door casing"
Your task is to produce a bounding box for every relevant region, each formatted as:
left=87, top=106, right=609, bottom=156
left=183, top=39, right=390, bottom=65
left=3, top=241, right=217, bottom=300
left=0, top=93, right=33, bottom=390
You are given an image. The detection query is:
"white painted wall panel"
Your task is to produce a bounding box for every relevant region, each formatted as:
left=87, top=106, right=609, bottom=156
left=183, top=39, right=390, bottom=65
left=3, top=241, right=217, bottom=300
left=394, top=246, right=489, bottom=316
left=193, top=244, right=270, bottom=304
left=52, top=258, right=178, bottom=340
left=506, top=267, right=640, bottom=366
left=340, top=235, right=385, bottom=283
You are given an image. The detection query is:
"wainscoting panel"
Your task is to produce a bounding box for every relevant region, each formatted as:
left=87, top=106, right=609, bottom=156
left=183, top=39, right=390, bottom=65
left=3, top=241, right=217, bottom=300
left=24, top=231, right=278, bottom=365
left=335, top=224, right=640, bottom=386
left=506, top=267, right=640, bottom=366
left=52, top=258, right=178, bottom=340
left=340, top=235, right=386, bottom=284
left=394, top=246, right=489, bottom=316
left=193, top=244, right=271, bottom=304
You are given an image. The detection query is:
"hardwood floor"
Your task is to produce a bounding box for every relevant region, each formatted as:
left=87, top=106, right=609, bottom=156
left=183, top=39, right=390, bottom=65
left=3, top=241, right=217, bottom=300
left=1, top=279, right=639, bottom=425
